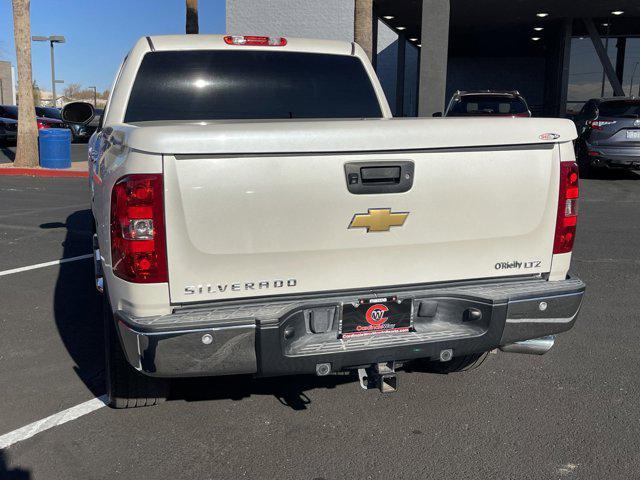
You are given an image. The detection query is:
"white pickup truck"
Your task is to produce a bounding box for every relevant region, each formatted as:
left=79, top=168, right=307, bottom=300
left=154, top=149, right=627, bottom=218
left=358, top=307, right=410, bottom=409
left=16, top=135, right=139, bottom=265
left=63, top=34, right=585, bottom=408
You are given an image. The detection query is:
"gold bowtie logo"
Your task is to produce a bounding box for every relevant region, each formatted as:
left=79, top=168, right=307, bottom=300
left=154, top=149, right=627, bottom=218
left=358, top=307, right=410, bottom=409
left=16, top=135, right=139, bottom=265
left=348, top=208, right=409, bottom=232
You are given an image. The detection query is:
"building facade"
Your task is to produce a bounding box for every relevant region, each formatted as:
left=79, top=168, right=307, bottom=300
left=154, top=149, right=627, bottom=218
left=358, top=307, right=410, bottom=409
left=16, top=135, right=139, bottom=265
left=0, top=61, right=17, bottom=105
left=227, top=0, right=640, bottom=117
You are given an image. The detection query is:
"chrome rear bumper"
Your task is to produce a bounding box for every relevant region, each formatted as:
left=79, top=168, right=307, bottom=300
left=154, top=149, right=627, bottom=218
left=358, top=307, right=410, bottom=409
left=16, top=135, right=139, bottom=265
left=114, top=276, right=585, bottom=377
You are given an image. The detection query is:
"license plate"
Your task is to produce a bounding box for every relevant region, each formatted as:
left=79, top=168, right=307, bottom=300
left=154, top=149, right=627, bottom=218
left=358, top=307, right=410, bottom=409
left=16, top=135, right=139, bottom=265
left=627, top=130, right=640, bottom=140
left=340, top=297, right=412, bottom=339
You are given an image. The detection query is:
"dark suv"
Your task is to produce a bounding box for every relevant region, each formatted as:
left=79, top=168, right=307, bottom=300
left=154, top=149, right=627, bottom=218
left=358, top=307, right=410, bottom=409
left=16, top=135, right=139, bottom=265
left=573, top=97, right=640, bottom=174
left=442, top=90, right=532, bottom=117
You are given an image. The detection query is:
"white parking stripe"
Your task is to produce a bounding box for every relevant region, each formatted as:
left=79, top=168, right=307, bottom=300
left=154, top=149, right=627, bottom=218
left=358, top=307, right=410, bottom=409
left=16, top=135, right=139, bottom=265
left=0, top=395, right=108, bottom=449
left=0, top=254, right=93, bottom=277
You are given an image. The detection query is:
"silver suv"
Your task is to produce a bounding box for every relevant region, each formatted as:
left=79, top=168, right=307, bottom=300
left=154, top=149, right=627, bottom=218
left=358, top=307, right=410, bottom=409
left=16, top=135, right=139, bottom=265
left=574, top=97, right=640, bottom=175
left=441, top=90, right=531, bottom=118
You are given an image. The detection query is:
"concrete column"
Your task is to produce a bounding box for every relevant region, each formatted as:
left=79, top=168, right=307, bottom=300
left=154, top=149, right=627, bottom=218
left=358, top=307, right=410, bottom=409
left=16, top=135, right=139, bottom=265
left=418, top=0, right=450, bottom=117
left=354, top=0, right=374, bottom=62
left=396, top=35, right=406, bottom=117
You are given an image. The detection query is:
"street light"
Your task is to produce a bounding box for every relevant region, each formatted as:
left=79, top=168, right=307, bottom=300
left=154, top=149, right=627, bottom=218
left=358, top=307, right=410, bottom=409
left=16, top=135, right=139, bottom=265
left=88, top=86, right=97, bottom=106
left=31, top=35, right=65, bottom=106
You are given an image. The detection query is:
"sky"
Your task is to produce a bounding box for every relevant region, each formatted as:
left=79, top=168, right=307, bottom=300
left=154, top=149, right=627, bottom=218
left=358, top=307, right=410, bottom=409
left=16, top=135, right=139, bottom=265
left=0, top=0, right=226, bottom=93
left=567, top=37, right=640, bottom=111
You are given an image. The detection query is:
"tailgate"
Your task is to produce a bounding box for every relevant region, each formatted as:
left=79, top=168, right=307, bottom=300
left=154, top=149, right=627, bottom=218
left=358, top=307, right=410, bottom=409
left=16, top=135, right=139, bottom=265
left=163, top=143, right=561, bottom=303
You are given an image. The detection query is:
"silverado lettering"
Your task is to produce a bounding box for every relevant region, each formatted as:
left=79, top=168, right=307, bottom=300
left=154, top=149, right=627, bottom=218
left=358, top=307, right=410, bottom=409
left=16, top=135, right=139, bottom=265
left=185, top=279, right=298, bottom=295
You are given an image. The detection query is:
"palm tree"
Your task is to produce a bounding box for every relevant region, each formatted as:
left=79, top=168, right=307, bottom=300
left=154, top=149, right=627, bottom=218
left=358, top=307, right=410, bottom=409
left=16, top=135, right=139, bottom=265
left=11, top=0, right=38, bottom=168
left=354, top=0, right=373, bottom=61
left=186, top=0, right=199, bottom=34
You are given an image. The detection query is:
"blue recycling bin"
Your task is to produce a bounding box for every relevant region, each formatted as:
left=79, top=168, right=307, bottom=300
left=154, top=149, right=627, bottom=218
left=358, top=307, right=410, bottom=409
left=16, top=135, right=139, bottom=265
left=39, top=128, right=72, bottom=169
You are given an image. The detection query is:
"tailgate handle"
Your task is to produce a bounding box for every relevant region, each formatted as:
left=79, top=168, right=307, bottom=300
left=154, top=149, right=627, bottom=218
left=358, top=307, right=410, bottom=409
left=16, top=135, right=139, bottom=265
left=360, top=166, right=401, bottom=184
left=344, top=161, right=414, bottom=194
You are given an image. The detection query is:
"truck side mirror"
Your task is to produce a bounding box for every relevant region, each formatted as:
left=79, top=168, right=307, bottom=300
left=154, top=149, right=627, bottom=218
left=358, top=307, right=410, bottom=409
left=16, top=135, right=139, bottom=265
left=432, top=112, right=443, bottom=117
left=61, top=101, right=95, bottom=125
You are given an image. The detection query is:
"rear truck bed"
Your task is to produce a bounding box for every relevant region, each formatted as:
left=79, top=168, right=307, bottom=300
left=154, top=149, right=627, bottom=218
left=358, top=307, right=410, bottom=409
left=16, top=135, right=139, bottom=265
left=103, top=116, right=585, bottom=380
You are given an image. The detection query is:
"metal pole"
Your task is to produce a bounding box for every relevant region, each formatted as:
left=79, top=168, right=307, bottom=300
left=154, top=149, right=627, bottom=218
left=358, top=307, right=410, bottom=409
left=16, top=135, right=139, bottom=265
left=600, top=24, right=610, bottom=97
left=50, top=40, right=56, bottom=106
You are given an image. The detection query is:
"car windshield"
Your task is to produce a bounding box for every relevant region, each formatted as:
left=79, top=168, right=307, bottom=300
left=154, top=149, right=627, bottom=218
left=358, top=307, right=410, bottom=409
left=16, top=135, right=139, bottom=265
left=124, top=50, right=383, bottom=122
left=448, top=95, right=528, bottom=116
left=36, top=107, right=62, bottom=119
left=598, top=100, right=640, bottom=117
left=1, top=106, right=19, bottom=119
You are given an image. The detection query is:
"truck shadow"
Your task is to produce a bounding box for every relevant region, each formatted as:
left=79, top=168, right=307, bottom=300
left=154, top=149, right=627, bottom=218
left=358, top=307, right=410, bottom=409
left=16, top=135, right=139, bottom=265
left=50, top=209, right=357, bottom=410
left=0, top=450, right=31, bottom=480
left=172, top=373, right=357, bottom=411
left=48, top=209, right=105, bottom=398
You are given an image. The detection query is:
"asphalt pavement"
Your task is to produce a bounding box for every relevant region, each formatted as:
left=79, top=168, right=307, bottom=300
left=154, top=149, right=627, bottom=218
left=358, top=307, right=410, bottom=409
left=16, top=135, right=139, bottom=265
left=0, top=170, right=639, bottom=479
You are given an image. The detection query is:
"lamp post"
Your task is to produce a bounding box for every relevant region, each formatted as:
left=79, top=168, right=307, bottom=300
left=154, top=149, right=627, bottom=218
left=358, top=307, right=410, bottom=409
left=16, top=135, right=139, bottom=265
left=31, top=35, right=65, bottom=106
left=88, top=86, right=97, bottom=106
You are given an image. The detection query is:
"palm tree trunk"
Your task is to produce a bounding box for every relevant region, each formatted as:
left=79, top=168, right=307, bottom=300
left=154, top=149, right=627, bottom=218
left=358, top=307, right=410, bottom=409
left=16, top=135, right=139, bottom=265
left=186, top=0, right=199, bottom=34
left=354, top=0, right=373, bottom=62
left=12, top=0, right=39, bottom=168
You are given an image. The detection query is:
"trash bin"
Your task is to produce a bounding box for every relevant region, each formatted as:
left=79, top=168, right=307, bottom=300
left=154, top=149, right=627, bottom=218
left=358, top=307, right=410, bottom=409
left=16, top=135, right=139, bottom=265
left=39, top=128, right=72, bottom=169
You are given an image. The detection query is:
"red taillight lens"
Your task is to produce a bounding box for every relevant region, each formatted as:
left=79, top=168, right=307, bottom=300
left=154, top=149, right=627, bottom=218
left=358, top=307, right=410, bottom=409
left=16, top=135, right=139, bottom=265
left=587, top=119, right=616, bottom=130
left=110, top=174, right=167, bottom=283
left=553, top=162, right=579, bottom=254
left=37, top=120, right=47, bottom=129
left=223, top=35, right=287, bottom=46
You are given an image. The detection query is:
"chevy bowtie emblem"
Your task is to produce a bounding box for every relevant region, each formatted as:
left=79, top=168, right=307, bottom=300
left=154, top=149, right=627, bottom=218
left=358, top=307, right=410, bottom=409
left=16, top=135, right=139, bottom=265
left=348, top=208, right=409, bottom=232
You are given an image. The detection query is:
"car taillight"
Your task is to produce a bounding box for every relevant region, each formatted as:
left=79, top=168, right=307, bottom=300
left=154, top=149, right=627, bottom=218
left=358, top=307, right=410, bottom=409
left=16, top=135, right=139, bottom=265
left=223, top=35, right=287, bottom=46
left=587, top=119, right=616, bottom=130
left=110, top=174, right=167, bottom=283
left=37, top=120, right=47, bottom=129
left=553, top=162, right=579, bottom=254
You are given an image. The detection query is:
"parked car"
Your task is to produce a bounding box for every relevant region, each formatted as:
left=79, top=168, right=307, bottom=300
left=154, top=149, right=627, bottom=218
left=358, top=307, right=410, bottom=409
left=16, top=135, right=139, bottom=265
left=0, top=105, right=69, bottom=131
left=62, top=34, right=584, bottom=408
left=573, top=97, right=640, bottom=175
left=0, top=115, right=18, bottom=146
left=439, top=90, right=532, bottom=118
left=36, top=106, right=93, bottom=142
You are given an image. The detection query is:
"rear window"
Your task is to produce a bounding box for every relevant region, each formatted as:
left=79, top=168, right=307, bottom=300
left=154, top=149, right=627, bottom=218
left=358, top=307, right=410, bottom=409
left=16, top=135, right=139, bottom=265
left=598, top=100, right=640, bottom=117
left=448, top=95, right=528, bottom=116
left=36, top=107, right=62, bottom=119
left=1, top=106, right=18, bottom=119
left=124, top=51, right=383, bottom=122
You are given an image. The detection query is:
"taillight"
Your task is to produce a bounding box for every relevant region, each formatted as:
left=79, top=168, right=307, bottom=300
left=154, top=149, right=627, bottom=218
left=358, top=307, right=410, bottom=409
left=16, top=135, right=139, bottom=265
left=37, top=120, right=47, bottom=129
left=587, top=119, right=616, bottom=130
left=110, top=174, right=167, bottom=283
left=223, top=35, right=287, bottom=46
left=553, top=162, right=579, bottom=254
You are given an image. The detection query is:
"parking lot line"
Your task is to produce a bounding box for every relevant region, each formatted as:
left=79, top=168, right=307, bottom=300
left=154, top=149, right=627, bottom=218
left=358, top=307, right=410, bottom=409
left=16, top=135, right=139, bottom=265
left=0, top=395, right=108, bottom=449
left=0, top=254, right=93, bottom=277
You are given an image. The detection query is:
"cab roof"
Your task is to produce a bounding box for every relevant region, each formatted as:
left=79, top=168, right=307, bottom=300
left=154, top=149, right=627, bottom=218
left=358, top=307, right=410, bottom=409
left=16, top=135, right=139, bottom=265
left=145, top=34, right=354, bottom=56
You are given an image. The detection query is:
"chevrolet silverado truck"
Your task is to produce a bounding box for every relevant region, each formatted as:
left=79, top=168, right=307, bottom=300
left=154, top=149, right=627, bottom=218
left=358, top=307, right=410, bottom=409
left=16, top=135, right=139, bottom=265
left=62, top=34, right=585, bottom=408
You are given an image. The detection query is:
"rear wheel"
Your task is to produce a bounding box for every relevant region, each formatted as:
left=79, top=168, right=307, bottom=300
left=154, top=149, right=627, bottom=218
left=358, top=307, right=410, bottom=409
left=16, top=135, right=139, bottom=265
left=104, top=294, right=169, bottom=408
left=412, top=352, right=488, bottom=374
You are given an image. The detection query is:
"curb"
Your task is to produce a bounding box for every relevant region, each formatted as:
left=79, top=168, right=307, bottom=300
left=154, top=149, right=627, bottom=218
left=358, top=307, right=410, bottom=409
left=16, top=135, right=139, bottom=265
left=0, top=167, right=88, bottom=178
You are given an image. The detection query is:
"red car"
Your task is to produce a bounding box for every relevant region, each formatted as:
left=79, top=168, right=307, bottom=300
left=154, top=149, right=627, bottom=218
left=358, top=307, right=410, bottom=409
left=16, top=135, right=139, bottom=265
left=0, top=104, right=70, bottom=132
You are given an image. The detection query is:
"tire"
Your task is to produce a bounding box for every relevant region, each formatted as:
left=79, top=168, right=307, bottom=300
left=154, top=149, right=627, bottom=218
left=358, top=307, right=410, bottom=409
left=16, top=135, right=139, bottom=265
left=412, top=352, right=489, bottom=374
left=103, top=293, right=169, bottom=408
